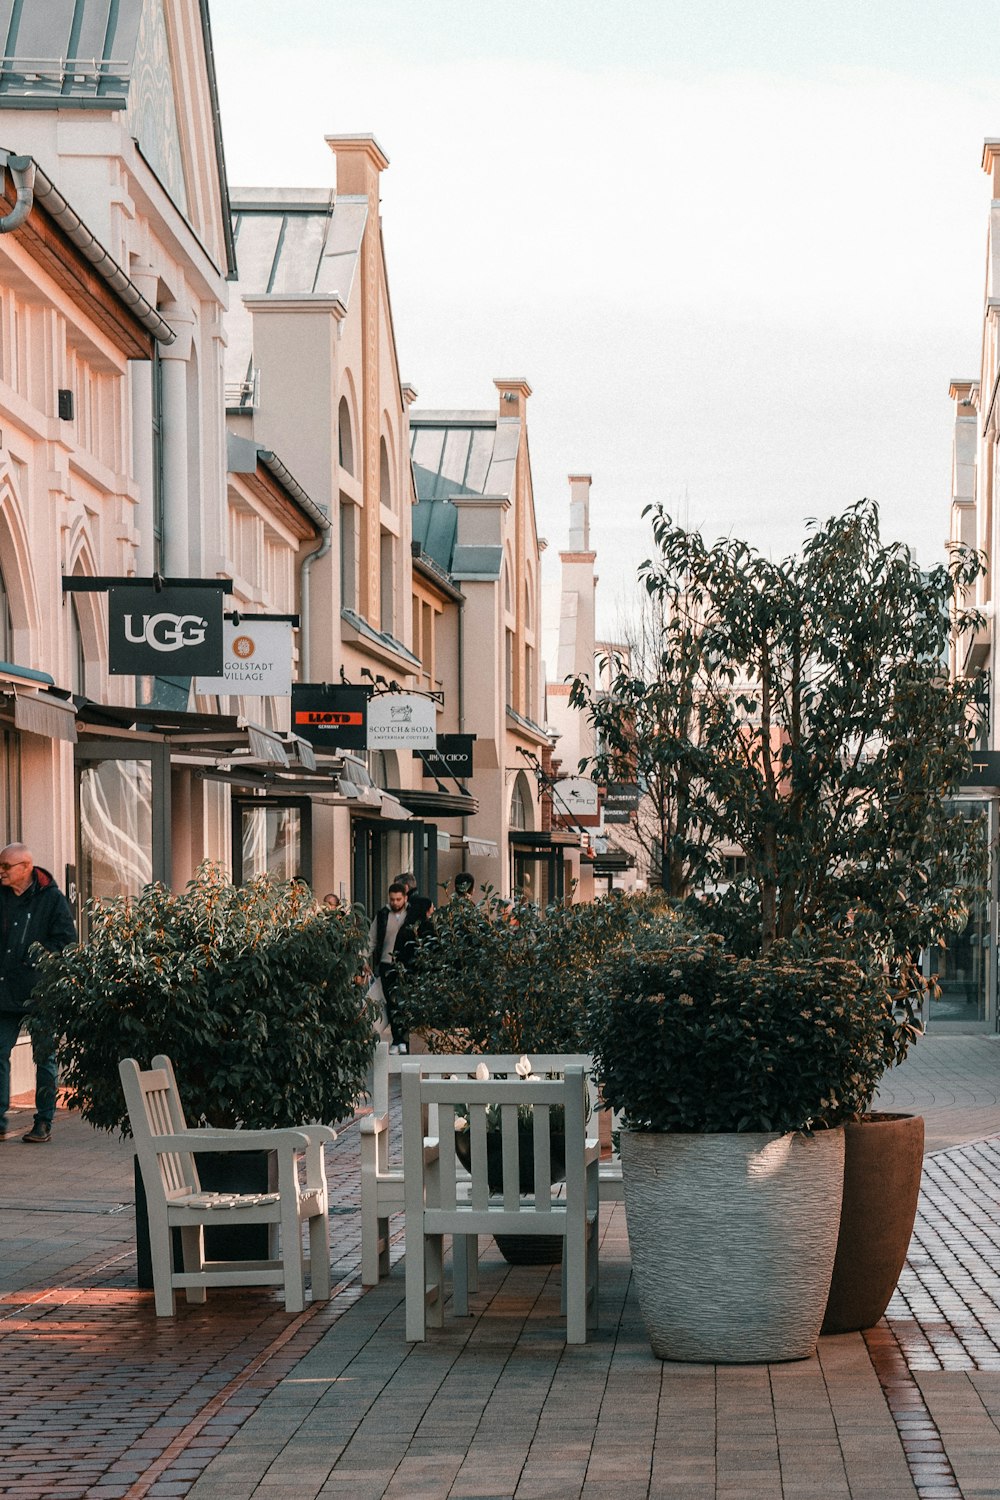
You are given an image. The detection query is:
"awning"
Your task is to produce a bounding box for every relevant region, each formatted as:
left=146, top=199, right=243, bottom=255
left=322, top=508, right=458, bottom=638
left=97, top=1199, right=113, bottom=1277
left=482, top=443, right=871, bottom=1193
left=463, top=837, right=499, bottom=858
left=379, top=792, right=412, bottom=822
left=12, top=688, right=77, bottom=743
left=509, top=829, right=581, bottom=849
left=384, top=786, right=479, bottom=819
left=245, top=724, right=289, bottom=766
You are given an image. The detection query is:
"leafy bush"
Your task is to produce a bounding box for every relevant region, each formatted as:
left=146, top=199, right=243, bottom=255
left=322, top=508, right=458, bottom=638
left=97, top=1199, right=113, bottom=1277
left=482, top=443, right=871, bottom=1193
left=587, top=934, right=897, bottom=1134
left=28, top=864, right=374, bottom=1134
left=398, top=889, right=687, bottom=1054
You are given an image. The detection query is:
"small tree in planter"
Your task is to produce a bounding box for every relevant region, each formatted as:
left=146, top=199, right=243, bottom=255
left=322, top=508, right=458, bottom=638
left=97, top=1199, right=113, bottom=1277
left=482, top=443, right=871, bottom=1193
left=573, top=500, right=989, bottom=1339
left=29, top=864, right=375, bottom=1132
left=572, top=499, right=987, bottom=976
left=397, top=888, right=686, bottom=1054
left=587, top=935, right=896, bottom=1362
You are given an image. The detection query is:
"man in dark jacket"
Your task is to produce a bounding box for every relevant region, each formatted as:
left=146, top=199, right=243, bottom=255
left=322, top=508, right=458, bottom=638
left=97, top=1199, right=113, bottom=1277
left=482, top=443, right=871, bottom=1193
left=0, top=844, right=76, bottom=1144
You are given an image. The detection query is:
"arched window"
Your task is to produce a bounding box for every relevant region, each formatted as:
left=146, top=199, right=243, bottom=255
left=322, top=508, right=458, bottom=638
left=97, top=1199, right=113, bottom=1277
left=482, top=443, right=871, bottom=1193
left=510, top=776, right=528, bottom=831
left=0, top=561, right=12, bottom=662
left=379, top=437, right=392, bottom=510
left=338, top=397, right=354, bottom=475
left=70, top=598, right=86, bottom=697
left=380, top=528, right=395, bottom=635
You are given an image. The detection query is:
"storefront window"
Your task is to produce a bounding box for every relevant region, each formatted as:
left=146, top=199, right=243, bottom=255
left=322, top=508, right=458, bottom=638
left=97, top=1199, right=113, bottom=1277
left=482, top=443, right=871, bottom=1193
left=79, top=759, right=153, bottom=901
left=927, top=799, right=993, bottom=1027
left=236, top=799, right=310, bottom=884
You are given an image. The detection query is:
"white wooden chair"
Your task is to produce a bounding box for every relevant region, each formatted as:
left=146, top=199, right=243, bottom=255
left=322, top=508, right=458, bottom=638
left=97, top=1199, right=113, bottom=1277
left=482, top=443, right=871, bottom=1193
left=402, top=1062, right=600, bottom=1344
left=120, top=1055, right=335, bottom=1317
left=360, top=1043, right=620, bottom=1285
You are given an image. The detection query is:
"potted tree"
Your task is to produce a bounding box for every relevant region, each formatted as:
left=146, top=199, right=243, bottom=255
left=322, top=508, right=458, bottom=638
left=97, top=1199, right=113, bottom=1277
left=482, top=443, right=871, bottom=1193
left=29, top=865, right=374, bottom=1281
left=588, top=935, right=896, bottom=1362
left=573, top=500, right=988, bottom=1333
left=398, top=890, right=685, bottom=1264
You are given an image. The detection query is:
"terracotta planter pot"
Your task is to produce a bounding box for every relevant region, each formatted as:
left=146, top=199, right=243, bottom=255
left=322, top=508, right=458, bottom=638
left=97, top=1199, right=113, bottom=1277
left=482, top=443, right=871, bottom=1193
left=821, top=1112, right=924, bottom=1335
left=621, top=1127, right=845, bottom=1363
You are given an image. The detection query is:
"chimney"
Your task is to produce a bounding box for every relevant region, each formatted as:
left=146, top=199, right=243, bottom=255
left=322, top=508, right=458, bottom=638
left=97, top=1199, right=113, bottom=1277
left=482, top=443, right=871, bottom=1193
left=325, top=134, right=389, bottom=198
left=567, top=473, right=592, bottom=553
left=494, top=377, right=532, bottom=421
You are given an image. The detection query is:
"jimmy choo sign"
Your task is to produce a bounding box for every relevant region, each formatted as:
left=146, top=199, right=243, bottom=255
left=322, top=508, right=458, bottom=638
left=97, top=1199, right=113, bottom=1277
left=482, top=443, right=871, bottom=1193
left=108, top=585, right=226, bottom=675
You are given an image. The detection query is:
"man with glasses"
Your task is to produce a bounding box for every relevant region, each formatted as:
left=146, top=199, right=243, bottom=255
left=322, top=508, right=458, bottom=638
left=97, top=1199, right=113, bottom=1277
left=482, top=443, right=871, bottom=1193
left=0, top=844, right=76, bottom=1144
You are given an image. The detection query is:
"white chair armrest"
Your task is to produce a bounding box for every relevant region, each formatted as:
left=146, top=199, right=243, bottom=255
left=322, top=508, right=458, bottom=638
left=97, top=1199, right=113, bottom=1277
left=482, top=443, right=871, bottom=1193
left=360, top=1112, right=389, bottom=1137
left=149, top=1129, right=312, bottom=1153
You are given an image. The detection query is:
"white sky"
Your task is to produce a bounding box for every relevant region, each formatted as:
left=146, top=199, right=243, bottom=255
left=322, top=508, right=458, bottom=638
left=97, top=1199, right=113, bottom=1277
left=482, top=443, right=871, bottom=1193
left=208, top=0, right=1000, bottom=658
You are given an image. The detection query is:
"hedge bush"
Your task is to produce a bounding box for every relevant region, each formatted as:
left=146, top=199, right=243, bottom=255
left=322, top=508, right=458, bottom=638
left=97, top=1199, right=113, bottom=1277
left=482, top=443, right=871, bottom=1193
left=587, top=934, right=897, bottom=1133
left=28, top=864, right=374, bottom=1134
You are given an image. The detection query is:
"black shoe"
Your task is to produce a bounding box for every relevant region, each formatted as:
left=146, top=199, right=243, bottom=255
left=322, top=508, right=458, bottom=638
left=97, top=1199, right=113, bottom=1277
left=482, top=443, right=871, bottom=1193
left=22, top=1122, right=51, bottom=1144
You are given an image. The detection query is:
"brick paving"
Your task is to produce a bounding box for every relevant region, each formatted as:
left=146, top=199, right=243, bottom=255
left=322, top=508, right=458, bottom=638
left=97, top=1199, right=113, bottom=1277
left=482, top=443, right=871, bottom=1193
left=0, top=1036, right=999, bottom=1498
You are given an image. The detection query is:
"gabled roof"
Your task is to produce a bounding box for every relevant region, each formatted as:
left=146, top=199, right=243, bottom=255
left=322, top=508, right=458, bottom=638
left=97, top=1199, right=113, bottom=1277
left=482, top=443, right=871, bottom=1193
left=0, top=0, right=236, bottom=277
left=226, top=188, right=368, bottom=401
left=409, top=411, right=520, bottom=575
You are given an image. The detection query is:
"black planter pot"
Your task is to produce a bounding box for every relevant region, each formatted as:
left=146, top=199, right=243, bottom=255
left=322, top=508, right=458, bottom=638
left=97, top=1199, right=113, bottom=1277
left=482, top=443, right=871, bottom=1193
left=455, top=1126, right=567, bottom=1266
left=133, top=1150, right=272, bottom=1290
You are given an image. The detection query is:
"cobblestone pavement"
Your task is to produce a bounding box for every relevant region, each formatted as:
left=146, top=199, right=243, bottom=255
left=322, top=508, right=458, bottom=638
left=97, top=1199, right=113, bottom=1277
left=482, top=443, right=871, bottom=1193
left=0, top=1035, right=998, bottom=1499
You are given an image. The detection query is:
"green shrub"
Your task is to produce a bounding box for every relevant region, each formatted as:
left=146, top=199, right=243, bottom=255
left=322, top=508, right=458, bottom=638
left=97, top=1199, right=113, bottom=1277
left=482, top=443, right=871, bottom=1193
left=587, top=934, right=895, bottom=1133
left=398, top=889, right=688, bottom=1053
left=28, top=864, right=374, bottom=1134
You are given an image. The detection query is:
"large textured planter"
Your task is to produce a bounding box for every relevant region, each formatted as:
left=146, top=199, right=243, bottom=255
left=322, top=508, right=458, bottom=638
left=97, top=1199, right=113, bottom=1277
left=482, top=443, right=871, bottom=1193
left=821, top=1112, right=924, bottom=1335
left=621, top=1127, right=845, bottom=1363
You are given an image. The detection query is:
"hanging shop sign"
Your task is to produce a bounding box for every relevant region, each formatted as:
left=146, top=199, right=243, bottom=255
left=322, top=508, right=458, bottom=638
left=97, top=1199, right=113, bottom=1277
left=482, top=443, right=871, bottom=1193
left=108, top=585, right=225, bottom=676
left=416, top=733, right=475, bottom=779
left=552, top=776, right=601, bottom=824
left=963, top=751, right=1000, bottom=792
left=291, top=684, right=368, bottom=751
left=367, top=693, right=437, bottom=749
left=195, top=620, right=294, bottom=697
left=603, top=781, right=641, bottom=823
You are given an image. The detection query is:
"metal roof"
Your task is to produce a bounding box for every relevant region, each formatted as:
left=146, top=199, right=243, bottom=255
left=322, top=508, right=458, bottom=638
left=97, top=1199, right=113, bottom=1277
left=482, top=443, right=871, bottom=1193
left=0, top=0, right=237, bottom=278
left=409, top=412, right=520, bottom=575
left=226, top=190, right=367, bottom=400
left=0, top=0, right=142, bottom=107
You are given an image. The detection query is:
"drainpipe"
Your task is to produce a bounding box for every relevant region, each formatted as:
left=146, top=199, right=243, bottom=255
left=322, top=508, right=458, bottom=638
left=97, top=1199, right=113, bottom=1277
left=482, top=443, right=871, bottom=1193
left=299, top=526, right=332, bottom=682
left=0, top=154, right=35, bottom=233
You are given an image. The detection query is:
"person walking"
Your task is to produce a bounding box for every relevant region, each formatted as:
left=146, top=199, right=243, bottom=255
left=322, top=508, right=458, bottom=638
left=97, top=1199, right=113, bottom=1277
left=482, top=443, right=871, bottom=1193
left=0, top=843, right=76, bottom=1144
left=368, top=881, right=410, bottom=1053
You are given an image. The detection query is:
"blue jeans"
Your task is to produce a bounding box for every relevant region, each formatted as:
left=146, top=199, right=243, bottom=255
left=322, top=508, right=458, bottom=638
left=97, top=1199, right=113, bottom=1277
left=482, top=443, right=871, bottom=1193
left=0, top=1012, right=57, bottom=1130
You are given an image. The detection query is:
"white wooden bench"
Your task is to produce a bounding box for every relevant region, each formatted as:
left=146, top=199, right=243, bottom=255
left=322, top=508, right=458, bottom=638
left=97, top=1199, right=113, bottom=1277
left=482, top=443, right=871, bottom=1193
left=360, top=1043, right=621, bottom=1286
left=120, top=1054, right=335, bottom=1317
left=402, top=1062, right=600, bottom=1342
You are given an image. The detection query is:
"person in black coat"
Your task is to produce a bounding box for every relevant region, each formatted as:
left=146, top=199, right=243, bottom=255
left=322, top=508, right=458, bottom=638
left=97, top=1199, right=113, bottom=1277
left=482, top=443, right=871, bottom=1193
left=391, top=896, right=436, bottom=1052
left=0, top=844, right=76, bottom=1144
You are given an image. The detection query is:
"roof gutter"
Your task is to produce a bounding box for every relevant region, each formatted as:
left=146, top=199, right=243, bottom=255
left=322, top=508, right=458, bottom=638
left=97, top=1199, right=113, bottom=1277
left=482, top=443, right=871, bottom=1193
left=0, top=149, right=176, bottom=345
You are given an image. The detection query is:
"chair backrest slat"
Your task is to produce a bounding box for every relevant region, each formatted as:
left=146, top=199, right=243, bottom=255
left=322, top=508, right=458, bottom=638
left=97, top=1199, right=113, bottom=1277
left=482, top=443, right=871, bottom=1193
left=403, top=1065, right=588, bottom=1222
left=119, top=1056, right=200, bottom=1202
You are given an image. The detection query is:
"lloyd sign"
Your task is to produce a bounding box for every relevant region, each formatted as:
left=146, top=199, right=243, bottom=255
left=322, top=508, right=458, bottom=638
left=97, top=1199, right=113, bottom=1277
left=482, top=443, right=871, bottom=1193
left=292, top=684, right=367, bottom=751
left=108, top=586, right=225, bottom=675
left=195, top=620, right=293, bottom=697
left=366, top=694, right=437, bottom=749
